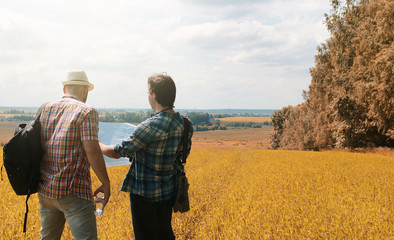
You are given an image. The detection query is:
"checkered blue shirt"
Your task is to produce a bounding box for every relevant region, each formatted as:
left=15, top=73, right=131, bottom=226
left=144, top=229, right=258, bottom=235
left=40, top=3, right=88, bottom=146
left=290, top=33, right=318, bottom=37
left=114, top=112, right=193, bottom=202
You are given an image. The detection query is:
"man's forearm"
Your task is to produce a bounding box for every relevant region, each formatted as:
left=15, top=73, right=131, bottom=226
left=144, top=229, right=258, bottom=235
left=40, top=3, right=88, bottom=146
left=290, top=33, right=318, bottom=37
left=99, top=142, right=121, bottom=159
left=89, top=151, right=110, bottom=185
left=83, top=140, right=110, bottom=185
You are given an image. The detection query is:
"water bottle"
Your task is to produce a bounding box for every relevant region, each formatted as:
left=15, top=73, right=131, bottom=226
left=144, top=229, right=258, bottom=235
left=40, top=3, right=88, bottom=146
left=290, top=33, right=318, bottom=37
left=94, top=193, right=105, bottom=216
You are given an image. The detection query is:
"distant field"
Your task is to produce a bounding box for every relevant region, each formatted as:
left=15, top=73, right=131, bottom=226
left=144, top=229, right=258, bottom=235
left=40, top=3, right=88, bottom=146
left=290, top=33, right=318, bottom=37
left=216, top=116, right=271, bottom=122
left=0, top=114, right=21, bottom=117
left=0, top=121, right=16, bottom=145
left=0, top=113, right=36, bottom=118
left=192, top=126, right=273, bottom=150
left=1, top=148, right=392, bottom=239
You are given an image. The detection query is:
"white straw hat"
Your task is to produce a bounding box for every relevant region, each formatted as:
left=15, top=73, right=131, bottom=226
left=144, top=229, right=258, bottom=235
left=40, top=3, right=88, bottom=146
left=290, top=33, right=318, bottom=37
left=62, top=71, right=94, bottom=91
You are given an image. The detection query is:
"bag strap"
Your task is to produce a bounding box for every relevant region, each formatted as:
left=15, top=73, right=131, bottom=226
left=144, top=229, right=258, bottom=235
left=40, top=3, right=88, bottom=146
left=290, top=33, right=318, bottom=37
left=0, top=163, right=3, bottom=181
left=23, top=194, right=31, bottom=232
left=181, top=116, right=190, bottom=164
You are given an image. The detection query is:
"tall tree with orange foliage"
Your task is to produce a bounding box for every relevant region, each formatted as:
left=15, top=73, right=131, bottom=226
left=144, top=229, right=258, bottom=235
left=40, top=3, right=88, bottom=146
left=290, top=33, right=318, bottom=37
left=272, top=0, right=393, bottom=150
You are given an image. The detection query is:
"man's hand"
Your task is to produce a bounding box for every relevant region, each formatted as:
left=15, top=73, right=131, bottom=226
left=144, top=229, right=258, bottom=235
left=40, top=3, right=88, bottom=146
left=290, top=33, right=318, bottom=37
left=93, top=184, right=111, bottom=207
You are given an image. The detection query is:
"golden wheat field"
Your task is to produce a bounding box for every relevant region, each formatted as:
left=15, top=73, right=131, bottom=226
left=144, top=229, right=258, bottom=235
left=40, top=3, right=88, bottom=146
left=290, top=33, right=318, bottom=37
left=1, top=147, right=393, bottom=239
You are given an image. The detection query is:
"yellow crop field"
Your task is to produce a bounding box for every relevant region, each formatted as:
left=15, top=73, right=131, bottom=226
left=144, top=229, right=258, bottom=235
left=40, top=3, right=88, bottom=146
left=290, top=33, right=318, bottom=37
left=1, top=147, right=393, bottom=239
left=216, top=116, right=272, bottom=123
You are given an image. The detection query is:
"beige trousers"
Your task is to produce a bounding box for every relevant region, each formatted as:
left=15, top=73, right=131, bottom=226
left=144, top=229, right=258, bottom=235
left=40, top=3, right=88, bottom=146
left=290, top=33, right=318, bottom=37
left=38, top=194, right=97, bottom=240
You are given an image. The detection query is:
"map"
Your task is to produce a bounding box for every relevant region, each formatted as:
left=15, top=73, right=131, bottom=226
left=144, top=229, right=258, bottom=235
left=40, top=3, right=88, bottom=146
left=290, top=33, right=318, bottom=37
left=98, top=122, right=137, bottom=167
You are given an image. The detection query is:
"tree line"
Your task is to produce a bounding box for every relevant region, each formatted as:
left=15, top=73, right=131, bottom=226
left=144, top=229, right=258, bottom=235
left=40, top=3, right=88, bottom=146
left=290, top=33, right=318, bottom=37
left=271, top=0, right=393, bottom=150
left=98, top=111, right=215, bottom=126
left=99, top=111, right=271, bottom=131
left=2, top=110, right=271, bottom=132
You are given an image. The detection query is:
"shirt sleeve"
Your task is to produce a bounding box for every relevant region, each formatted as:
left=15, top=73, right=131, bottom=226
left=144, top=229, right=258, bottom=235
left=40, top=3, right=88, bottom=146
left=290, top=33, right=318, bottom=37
left=114, top=119, right=156, bottom=157
left=80, top=109, right=99, bottom=141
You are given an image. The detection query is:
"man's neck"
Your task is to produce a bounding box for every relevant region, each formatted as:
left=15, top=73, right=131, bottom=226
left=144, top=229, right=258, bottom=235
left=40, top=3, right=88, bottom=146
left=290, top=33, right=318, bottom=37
left=64, top=94, right=85, bottom=103
left=155, top=106, right=174, bottom=113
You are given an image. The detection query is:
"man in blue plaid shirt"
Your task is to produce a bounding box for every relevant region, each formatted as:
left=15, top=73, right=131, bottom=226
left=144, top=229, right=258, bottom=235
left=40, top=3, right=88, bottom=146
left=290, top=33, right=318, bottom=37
left=100, top=74, right=192, bottom=239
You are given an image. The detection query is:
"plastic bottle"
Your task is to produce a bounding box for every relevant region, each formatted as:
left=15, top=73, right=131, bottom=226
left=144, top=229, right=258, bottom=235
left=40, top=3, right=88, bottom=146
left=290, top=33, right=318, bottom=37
left=94, top=193, right=105, bottom=216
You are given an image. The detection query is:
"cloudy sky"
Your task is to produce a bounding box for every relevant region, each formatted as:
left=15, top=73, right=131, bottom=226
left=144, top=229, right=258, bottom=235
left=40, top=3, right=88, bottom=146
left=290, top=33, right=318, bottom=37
left=0, top=0, right=331, bottom=110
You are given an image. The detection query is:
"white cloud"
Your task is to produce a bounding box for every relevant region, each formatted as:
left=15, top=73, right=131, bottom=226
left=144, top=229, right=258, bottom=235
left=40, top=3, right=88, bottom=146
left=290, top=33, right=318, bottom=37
left=0, top=0, right=331, bottom=109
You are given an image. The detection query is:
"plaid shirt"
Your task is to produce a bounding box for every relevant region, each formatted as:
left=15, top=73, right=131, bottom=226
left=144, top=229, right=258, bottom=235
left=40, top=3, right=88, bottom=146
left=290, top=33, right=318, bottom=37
left=114, top=112, right=193, bottom=202
left=38, top=95, right=99, bottom=202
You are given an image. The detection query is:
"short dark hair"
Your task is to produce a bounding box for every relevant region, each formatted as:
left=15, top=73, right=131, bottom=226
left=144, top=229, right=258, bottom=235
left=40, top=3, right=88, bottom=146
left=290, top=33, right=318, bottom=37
left=148, top=74, right=176, bottom=107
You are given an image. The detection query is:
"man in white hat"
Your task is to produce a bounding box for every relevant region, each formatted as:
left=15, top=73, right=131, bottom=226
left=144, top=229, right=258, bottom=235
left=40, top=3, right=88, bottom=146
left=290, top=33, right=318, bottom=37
left=38, top=71, right=110, bottom=239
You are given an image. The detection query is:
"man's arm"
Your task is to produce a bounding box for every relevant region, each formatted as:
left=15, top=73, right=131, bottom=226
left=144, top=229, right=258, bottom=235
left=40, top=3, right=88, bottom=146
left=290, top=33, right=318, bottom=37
left=83, top=140, right=111, bottom=206
left=99, top=142, right=121, bottom=159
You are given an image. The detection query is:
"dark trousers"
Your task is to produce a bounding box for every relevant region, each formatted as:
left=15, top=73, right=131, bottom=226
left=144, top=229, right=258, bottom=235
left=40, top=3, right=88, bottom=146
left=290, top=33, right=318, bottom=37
left=130, top=193, right=175, bottom=240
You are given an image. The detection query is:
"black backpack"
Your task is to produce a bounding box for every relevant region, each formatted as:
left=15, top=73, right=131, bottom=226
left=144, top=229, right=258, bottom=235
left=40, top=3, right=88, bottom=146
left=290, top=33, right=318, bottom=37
left=1, top=104, right=45, bottom=232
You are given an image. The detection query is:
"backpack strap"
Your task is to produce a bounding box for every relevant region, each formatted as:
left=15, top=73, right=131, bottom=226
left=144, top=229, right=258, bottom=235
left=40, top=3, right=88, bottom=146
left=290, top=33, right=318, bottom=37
left=23, top=194, right=31, bottom=232
left=181, top=116, right=190, bottom=164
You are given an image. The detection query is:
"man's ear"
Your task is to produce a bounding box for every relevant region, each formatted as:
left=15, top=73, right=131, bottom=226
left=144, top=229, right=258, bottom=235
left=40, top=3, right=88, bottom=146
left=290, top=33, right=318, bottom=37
left=63, top=86, right=66, bottom=94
